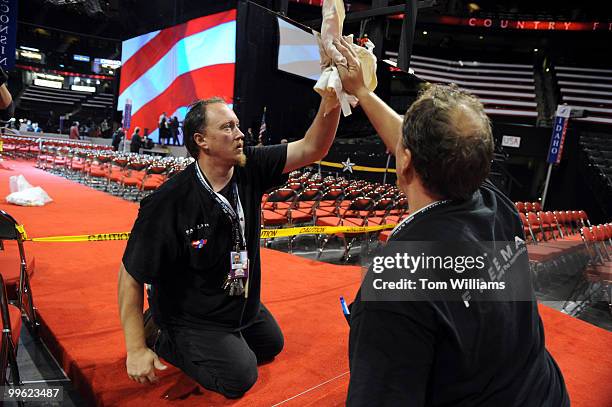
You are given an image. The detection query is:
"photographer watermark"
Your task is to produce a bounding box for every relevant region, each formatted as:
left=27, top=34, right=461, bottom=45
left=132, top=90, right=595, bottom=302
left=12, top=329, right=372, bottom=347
left=361, top=239, right=535, bottom=305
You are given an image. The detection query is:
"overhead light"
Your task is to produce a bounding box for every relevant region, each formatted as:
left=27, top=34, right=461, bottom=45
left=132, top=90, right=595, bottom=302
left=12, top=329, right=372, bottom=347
left=20, top=46, right=39, bottom=52
left=422, top=31, right=428, bottom=35
left=533, top=48, right=539, bottom=52
left=34, top=78, right=63, bottom=89
left=71, top=85, right=96, bottom=93
left=468, top=3, right=480, bottom=12
left=18, top=50, right=42, bottom=61
left=478, top=35, right=484, bottom=40
left=545, top=68, right=550, bottom=72
left=36, top=73, right=63, bottom=81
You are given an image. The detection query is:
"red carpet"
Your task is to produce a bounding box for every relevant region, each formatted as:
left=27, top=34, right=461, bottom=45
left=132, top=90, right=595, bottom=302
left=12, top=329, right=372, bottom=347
left=0, top=160, right=610, bottom=406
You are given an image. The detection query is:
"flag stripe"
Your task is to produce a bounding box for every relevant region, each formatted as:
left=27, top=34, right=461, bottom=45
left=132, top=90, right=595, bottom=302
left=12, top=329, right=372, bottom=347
left=119, top=10, right=236, bottom=95
left=121, top=30, right=161, bottom=65
left=128, top=64, right=235, bottom=142
left=118, top=21, right=236, bottom=116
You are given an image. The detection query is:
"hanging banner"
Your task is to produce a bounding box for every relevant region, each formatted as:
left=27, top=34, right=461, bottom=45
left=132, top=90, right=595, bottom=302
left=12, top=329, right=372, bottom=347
left=0, top=0, right=18, bottom=70
left=431, top=16, right=612, bottom=31
left=547, top=105, right=571, bottom=165
left=123, top=99, right=132, bottom=130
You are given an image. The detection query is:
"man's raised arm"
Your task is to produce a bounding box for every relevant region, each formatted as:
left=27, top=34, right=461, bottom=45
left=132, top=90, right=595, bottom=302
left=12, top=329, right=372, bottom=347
left=283, top=100, right=340, bottom=174
left=334, top=38, right=403, bottom=154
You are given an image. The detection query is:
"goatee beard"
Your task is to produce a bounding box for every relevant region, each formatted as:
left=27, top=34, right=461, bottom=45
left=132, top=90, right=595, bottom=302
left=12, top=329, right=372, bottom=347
left=237, top=153, right=247, bottom=167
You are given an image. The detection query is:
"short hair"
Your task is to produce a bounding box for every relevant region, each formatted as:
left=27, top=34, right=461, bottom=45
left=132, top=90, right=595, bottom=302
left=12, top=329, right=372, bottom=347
left=402, top=84, right=494, bottom=201
left=183, top=97, right=226, bottom=159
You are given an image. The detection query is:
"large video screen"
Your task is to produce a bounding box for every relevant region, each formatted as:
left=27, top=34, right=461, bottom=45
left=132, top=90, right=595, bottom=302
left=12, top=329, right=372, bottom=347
left=118, top=10, right=236, bottom=142
left=277, top=17, right=320, bottom=81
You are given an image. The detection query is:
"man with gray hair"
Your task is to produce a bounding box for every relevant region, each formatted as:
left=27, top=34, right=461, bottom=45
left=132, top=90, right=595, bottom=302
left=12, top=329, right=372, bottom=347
left=335, top=37, right=569, bottom=406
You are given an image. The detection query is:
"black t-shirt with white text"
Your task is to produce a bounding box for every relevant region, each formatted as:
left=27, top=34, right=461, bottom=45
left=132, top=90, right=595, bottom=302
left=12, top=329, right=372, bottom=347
left=122, top=145, right=288, bottom=331
left=347, top=180, right=569, bottom=407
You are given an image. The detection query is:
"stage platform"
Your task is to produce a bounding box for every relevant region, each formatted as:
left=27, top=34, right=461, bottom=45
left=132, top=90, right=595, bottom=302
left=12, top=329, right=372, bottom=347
left=0, top=160, right=610, bottom=406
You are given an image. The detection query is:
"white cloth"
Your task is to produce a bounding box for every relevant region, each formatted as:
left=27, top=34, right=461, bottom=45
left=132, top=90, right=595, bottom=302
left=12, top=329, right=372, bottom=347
left=6, top=175, right=53, bottom=206
left=313, top=0, right=377, bottom=117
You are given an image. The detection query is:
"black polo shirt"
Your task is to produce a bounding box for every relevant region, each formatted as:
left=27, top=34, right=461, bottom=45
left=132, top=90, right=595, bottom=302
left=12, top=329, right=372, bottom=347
left=122, top=145, right=288, bottom=331
left=347, top=180, right=569, bottom=407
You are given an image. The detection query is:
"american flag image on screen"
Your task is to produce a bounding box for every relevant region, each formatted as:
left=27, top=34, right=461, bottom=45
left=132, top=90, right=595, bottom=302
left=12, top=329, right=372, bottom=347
left=118, top=10, right=236, bottom=142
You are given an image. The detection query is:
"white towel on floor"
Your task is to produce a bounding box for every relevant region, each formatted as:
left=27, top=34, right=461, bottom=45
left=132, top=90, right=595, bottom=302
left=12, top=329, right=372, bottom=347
left=6, top=174, right=53, bottom=206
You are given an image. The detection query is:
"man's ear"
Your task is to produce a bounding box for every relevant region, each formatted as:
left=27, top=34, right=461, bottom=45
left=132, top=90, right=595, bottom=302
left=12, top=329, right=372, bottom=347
left=397, top=147, right=413, bottom=181
left=193, top=132, right=208, bottom=152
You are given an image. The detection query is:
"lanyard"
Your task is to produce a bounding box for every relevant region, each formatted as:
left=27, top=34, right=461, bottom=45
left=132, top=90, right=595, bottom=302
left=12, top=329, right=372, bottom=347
left=390, top=199, right=451, bottom=238
left=194, top=163, right=246, bottom=249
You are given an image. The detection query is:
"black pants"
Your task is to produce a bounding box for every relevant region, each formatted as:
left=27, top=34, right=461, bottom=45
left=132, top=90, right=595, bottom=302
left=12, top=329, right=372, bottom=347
left=155, top=304, right=284, bottom=399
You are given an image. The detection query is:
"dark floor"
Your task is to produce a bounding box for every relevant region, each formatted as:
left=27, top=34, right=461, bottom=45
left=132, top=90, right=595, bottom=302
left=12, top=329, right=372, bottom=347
left=10, top=234, right=611, bottom=406
left=5, top=329, right=86, bottom=407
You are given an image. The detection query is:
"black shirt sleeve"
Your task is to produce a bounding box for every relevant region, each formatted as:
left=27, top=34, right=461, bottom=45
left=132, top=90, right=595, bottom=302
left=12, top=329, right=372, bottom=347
left=348, top=300, right=437, bottom=407
left=122, top=195, right=179, bottom=285
left=245, top=144, right=289, bottom=192
left=0, top=101, right=14, bottom=122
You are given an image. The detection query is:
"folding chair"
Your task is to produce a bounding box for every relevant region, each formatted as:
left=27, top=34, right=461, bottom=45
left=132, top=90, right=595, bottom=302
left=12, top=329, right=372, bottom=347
left=316, top=196, right=375, bottom=262
left=289, top=188, right=321, bottom=225
left=313, top=188, right=344, bottom=220
left=0, top=210, right=39, bottom=335
left=137, top=162, right=168, bottom=200
left=0, top=273, right=23, bottom=403
left=106, top=156, right=130, bottom=195
left=120, top=159, right=149, bottom=200
left=563, top=226, right=612, bottom=316
left=284, top=188, right=322, bottom=251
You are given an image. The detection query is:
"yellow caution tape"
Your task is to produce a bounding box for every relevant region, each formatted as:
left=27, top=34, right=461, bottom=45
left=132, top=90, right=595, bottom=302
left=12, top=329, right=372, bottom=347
left=259, top=224, right=396, bottom=239
left=318, top=160, right=396, bottom=174
left=30, top=232, right=132, bottom=243
left=16, top=224, right=28, bottom=241
left=25, top=224, right=397, bottom=243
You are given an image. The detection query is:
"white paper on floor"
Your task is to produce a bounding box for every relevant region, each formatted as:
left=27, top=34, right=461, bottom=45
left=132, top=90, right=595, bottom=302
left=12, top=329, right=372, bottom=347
left=6, top=174, right=53, bottom=206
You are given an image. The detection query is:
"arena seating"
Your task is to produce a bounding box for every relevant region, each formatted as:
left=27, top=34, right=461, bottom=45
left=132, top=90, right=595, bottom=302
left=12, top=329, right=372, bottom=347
left=16, top=84, right=114, bottom=128
left=18, top=84, right=90, bottom=116
left=580, top=133, right=612, bottom=189
left=387, top=52, right=538, bottom=120
left=557, top=65, right=612, bottom=125
left=261, top=170, right=409, bottom=260
left=40, top=149, right=190, bottom=201
left=579, top=133, right=612, bottom=220
left=576, top=223, right=612, bottom=314
left=81, top=92, right=114, bottom=110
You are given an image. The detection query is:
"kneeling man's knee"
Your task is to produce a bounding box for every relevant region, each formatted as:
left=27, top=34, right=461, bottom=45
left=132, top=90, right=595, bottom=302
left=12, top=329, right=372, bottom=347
left=218, top=357, right=258, bottom=398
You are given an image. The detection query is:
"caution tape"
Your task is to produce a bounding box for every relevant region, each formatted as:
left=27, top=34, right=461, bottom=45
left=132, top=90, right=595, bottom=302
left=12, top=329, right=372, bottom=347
left=29, top=232, right=132, bottom=242
left=16, top=224, right=28, bottom=241
left=259, top=224, right=396, bottom=239
left=22, top=224, right=397, bottom=243
left=318, top=160, right=396, bottom=174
